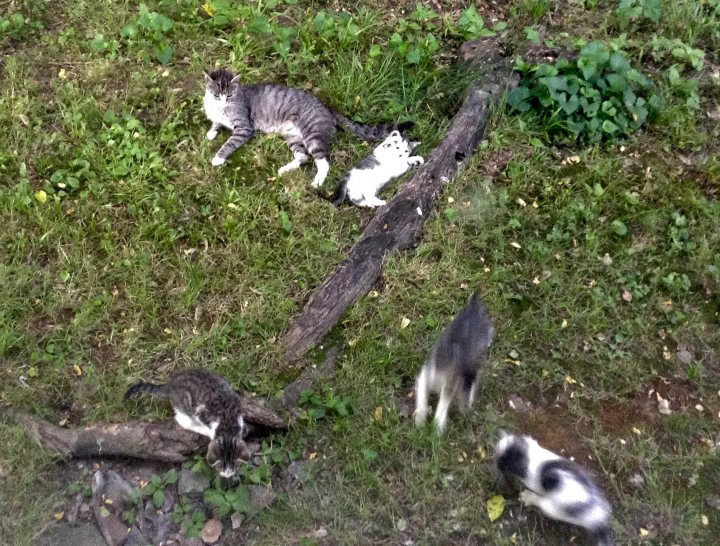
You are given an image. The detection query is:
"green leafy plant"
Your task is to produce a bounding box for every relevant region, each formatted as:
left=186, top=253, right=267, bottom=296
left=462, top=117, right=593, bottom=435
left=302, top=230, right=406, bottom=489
left=650, top=36, right=705, bottom=71
left=204, top=484, right=250, bottom=517
left=121, top=3, right=174, bottom=64
left=298, top=388, right=353, bottom=422
left=141, top=469, right=178, bottom=509
left=616, top=0, right=663, bottom=24
left=507, top=41, right=661, bottom=142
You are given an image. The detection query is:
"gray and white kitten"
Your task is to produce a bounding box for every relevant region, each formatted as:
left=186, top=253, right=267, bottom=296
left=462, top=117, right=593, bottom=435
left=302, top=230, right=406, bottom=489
left=414, top=292, right=495, bottom=434
left=203, top=68, right=408, bottom=188
left=332, top=129, right=424, bottom=208
left=494, top=433, right=613, bottom=546
left=125, top=369, right=251, bottom=478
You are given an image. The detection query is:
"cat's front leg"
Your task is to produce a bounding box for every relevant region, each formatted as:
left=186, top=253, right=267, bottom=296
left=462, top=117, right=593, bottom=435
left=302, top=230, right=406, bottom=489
left=408, top=156, right=424, bottom=167
left=212, top=125, right=254, bottom=166
left=206, top=122, right=222, bottom=141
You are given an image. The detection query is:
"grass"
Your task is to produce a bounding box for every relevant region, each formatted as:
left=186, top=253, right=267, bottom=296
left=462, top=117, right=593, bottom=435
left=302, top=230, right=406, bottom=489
left=1, top=0, right=719, bottom=544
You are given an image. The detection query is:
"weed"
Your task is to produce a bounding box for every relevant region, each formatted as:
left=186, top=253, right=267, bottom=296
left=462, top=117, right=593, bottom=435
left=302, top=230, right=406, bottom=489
left=508, top=41, right=661, bottom=142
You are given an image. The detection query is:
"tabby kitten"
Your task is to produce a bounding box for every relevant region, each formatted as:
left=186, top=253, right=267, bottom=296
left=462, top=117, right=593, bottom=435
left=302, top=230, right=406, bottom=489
left=125, top=369, right=250, bottom=478
left=203, top=68, right=409, bottom=188
left=414, top=293, right=495, bottom=434
left=332, top=129, right=424, bottom=208
left=495, top=433, right=613, bottom=546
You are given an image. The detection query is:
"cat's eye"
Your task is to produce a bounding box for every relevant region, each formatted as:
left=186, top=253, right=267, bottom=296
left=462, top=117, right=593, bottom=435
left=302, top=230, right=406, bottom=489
left=227, top=93, right=234, bottom=98
left=213, top=93, right=220, bottom=99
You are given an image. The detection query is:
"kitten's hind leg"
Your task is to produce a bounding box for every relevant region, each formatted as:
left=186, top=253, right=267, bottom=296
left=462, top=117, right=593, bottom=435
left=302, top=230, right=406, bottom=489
left=278, top=140, right=310, bottom=175
left=311, top=157, right=330, bottom=188
left=414, top=367, right=430, bottom=427
left=305, top=136, right=332, bottom=188
left=520, top=489, right=571, bottom=523
left=433, top=384, right=454, bottom=434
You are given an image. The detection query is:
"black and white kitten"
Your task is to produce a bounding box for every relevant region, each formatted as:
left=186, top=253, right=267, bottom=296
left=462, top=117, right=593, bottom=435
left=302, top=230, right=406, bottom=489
left=332, top=129, right=424, bottom=208
left=495, top=433, right=613, bottom=546
left=125, top=369, right=251, bottom=478
left=414, top=293, right=495, bottom=434
left=204, top=68, right=409, bottom=188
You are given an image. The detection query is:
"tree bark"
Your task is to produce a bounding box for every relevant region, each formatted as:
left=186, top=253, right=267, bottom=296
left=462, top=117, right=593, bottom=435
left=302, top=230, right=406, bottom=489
left=8, top=348, right=340, bottom=462
left=283, top=38, right=519, bottom=362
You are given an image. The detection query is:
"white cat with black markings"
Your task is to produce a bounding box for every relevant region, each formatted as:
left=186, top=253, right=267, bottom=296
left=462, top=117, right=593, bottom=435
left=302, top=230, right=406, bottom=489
left=494, top=433, right=614, bottom=546
left=332, top=130, right=423, bottom=208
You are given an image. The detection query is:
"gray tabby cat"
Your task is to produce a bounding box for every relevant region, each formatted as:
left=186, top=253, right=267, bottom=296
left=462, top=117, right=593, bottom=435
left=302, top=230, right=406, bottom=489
left=332, top=129, right=423, bottom=208
left=125, top=369, right=250, bottom=478
left=414, top=292, right=495, bottom=434
left=495, top=433, right=614, bottom=546
left=203, top=68, right=410, bottom=188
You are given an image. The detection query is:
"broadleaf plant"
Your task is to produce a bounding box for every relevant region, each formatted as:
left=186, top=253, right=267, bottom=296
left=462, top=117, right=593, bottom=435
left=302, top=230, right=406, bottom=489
left=507, top=41, right=661, bottom=143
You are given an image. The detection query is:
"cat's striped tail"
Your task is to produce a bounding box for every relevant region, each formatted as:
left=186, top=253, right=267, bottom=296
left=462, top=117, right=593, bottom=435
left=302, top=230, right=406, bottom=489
left=590, top=526, right=614, bottom=546
left=124, top=382, right=168, bottom=400
left=332, top=111, right=414, bottom=141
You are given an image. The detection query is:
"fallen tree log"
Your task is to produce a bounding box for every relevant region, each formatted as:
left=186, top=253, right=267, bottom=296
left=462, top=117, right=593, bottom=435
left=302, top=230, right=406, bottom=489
left=282, top=38, right=519, bottom=362
left=8, top=347, right=339, bottom=462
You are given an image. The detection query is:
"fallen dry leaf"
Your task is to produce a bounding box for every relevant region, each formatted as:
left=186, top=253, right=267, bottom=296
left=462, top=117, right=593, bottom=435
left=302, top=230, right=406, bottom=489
left=622, top=290, right=633, bottom=302
left=658, top=399, right=672, bottom=415
left=400, top=316, right=410, bottom=329
left=487, top=495, right=505, bottom=522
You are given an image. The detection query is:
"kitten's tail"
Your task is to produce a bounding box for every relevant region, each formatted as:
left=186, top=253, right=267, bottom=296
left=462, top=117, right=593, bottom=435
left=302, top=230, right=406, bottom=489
left=332, top=111, right=414, bottom=141
left=124, top=382, right=167, bottom=400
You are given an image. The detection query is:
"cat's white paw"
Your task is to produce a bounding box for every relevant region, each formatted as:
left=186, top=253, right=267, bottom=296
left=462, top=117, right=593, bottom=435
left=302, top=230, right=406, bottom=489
left=211, top=156, right=226, bottom=166
left=311, top=178, right=324, bottom=189
left=414, top=407, right=429, bottom=427
left=368, top=199, right=386, bottom=208
left=206, top=129, right=218, bottom=141
left=409, top=156, right=424, bottom=166
left=519, top=490, right=540, bottom=507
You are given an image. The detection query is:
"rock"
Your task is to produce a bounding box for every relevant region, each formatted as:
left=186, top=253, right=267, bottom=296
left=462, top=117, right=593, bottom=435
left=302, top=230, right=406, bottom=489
left=153, top=512, right=176, bottom=545
left=36, top=523, right=107, bottom=546
left=628, top=473, right=645, bottom=489
left=103, top=471, right=137, bottom=511
left=181, top=537, right=204, bottom=546
left=677, top=349, right=693, bottom=364
left=248, top=485, right=276, bottom=511
left=162, top=488, right=177, bottom=513
left=178, top=468, right=211, bottom=496
left=138, top=500, right=157, bottom=538
left=95, top=511, right=129, bottom=546
left=706, top=494, right=720, bottom=510
left=314, top=527, right=328, bottom=538
left=201, top=518, right=223, bottom=544
left=125, top=527, right=151, bottom=546
left=230, top=512, right=244, bottom=530
left=283, top=461, right=306, bottom=483
left=65, top=492, right=84, bottom=524
left=507, top=395, right=531, bottom=414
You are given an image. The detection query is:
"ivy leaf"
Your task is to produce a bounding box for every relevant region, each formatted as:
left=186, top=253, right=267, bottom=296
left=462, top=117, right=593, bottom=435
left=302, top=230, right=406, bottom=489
left=155, top=45, right=173, bottom=65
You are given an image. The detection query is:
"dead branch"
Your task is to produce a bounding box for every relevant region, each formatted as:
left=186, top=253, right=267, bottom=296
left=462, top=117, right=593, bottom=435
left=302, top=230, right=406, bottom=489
left=283, top=38, right=519, bottom=362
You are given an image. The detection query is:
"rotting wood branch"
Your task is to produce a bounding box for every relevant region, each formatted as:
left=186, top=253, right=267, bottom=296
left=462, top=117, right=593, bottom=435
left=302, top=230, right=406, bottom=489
left=9, top=347, right=340, bottom=463
left=282, top=38, right=520, bottom=362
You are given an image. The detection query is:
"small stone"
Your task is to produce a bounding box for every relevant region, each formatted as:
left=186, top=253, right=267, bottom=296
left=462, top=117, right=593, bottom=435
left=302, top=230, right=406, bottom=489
left=249, top=485, right=276, bottom=511
left=153, top=512, right=175, bottom=545
left=103, top=470, right=137, bottom=510
left=628, top=473, right=645, bottom=489
left=314, top=527, right=328, bottom=538
left=201, top=518, right=223, bottom=544
left=677, top=349, right=693, bottom=364
left=283, top=461, right=306, bottom=483
left=706, top=494, right=720, bottom=510
left=126, top=526, right=152, bottom=546
left=507, top=395, right=531, bottom=414
left=36, top=523, right=106, bottom=546
left=658, top=399, right=672, bottom=415
left=231, top=512, right=244, bottom=530
left=178, top=468, right=211, bottom=496
left=96, top=511, right=129, bottom=546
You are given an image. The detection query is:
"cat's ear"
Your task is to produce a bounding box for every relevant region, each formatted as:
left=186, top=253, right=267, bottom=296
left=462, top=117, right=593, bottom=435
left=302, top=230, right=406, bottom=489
left=230, top=74, right=241, bottom=84
left=203, top=70, right=213, bottom=84
left=389, top=130, right=400, bottom=138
